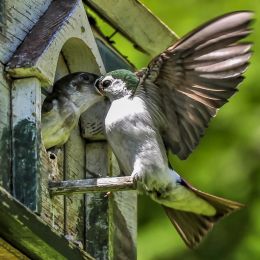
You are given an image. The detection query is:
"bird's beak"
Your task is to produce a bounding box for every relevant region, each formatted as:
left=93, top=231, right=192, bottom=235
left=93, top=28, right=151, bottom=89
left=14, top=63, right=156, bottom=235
left=94, top=78, right=104, bottom=96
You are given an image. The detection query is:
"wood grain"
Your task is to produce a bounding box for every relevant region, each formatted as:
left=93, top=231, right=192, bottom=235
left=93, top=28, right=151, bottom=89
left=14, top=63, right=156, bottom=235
left=40, top=53, right=68, bottom=234
left=109, top=154, right=137, bottom=260
left=49, top=176, right=135, bottom=195
left=0, top=0, right=52, bottom=64
left=85, top=0, right=178, bottom=56
left=6, top=0, right=105, bottom=87
left=11, top=77, right=41, bottom=212
left=0, top=64, right=11, bottom=191
left=84, top=142, right=111, bottom=258
left=0, top=238, right=29, bottom=259
left=64, top=126, right=86, bottom=248
left=0, top=186, right=93, bottom=260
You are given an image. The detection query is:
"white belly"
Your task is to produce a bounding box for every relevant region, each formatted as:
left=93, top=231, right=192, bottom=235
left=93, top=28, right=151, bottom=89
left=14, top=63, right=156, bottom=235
left=105, top=96, right=147, bottom=127
left=105, top=97, right=169, bottom=187
left=105, top=97, right=148, bottom=172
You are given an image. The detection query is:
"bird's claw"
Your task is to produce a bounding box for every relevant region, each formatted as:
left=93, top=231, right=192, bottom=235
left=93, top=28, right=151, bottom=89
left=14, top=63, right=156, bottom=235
left=131, top=172, right=149, bottom=193
left=132, top=172, right=142, bottom=185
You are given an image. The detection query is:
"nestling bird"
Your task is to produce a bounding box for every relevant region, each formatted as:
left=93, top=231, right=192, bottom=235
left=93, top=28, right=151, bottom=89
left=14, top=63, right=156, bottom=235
left=42, top=72, right=103, bottom=149
left=95, top=12, right=253, bottom=248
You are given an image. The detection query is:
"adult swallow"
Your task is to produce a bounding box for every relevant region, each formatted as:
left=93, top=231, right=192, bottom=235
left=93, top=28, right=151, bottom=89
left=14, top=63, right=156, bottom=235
left=95, top=12, right=253, bottom=248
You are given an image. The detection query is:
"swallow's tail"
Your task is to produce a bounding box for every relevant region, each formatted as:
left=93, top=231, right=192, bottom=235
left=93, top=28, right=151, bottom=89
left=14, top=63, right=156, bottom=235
left=163, top=179, right=243, bottom=248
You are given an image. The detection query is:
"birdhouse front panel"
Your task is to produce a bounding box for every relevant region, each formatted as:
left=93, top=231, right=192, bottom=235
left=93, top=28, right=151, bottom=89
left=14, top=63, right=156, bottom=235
left=0, top=0, right=138, bottom=259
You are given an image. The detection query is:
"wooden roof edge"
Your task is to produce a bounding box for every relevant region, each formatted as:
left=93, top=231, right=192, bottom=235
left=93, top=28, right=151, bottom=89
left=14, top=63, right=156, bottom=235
left=6, top=0, right=105, bottom=86
left=84, top=0, right=179, bottom=57
left=90, top=21, right=136, bottom=70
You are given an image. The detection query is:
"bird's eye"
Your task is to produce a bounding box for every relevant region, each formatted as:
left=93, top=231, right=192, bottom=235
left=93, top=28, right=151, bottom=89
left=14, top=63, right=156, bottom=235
left=102, top=79, right=112, bottom=89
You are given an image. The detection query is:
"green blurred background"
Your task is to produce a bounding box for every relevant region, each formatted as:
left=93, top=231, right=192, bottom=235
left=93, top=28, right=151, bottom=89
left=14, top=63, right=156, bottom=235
left=95, top=1, right=260, bottom=259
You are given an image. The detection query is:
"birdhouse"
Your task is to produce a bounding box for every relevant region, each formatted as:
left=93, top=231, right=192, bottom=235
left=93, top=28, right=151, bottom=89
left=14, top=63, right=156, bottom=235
left=0, top=0, right=176, bottom=259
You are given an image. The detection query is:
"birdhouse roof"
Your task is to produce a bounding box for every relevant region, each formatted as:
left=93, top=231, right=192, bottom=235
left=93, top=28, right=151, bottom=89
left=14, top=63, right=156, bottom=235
left=85, top=0, right=178, bottom=57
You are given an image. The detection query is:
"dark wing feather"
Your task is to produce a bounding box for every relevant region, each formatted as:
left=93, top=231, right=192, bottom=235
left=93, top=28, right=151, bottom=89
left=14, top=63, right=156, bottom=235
left=135, top=11, right=253, bottom=159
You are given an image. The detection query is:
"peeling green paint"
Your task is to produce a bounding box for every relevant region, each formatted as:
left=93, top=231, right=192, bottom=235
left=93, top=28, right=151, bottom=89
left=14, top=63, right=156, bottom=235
left=6, top=67, right=52, bottom=88
left=85, top=193, right=109, bottom=258
left=0, top=186, right=93, bottom=260
left=12, top=119, right=41, bottom=211
left=0, top=127, right=11, bottom=191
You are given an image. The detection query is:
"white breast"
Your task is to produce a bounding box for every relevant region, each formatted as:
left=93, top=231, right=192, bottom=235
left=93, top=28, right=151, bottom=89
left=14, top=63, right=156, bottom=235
left=105, top=96, right=152, bottom=173
left=105, top=96, right=171, bottom=192
left=105, top=96, right=148, bottom=130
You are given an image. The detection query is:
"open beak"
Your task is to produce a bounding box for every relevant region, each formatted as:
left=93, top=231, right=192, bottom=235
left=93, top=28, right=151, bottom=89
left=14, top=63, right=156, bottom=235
left=94, top=78, right=104, bottom=96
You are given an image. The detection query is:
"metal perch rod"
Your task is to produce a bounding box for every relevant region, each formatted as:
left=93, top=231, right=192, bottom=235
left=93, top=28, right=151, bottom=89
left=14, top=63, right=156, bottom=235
left=49, top=176, right=136, bottom=196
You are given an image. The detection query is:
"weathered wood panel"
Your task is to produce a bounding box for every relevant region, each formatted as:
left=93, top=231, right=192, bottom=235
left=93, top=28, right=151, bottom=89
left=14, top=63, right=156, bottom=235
left=49, top=176, right=135, bottom=195
left=6, top=0, right=105, bottom=87
left=54, top=54, right=71, bottom=82
left=109, top=154, right=137, bottom=260
left=0, top=0, right=52, bottom=64
left=83, top=142, right=137, bottom=259
left=64, top=126, right=86, bottom=248
left=11, top=77, right=41, bottom=212
left=41, top=148, right=65, bottom=233
left=40, top=52, right=69, bottom=234
left=0, top=186, right=93, bottom=260
left=85, top=0, right=178, bottom=56
left=0, top=237, right=29, bottom=260
left=0, top=64, right=11, bottom=191
left=85, top=142, right=110, bottom=259
left=110, top=191, right=137, bottom=260
left=0, top=1, right=5, bottom=34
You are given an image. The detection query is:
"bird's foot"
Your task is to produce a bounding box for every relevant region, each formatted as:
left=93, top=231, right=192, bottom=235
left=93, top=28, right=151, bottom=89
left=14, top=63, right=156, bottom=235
left=131, top=172, right=140, bottom=184
left=131, top=172, right=148, bottom=193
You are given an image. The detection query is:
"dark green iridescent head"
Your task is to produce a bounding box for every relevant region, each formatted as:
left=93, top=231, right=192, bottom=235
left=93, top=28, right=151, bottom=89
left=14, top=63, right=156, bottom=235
left=107, top=69, right=139, bottom=91
left=96, top=69, right=139, bottom=100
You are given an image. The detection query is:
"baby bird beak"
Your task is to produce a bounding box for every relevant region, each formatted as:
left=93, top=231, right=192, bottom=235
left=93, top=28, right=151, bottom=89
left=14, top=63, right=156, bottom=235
left=94, top=78, right=104, bottom=96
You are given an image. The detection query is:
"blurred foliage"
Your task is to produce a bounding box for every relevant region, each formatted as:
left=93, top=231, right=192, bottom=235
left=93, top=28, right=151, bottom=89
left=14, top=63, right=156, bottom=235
left=93, top=1, right=260, bottom=259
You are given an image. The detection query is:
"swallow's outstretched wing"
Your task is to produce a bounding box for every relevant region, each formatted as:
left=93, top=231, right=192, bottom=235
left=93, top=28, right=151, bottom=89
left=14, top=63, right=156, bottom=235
left=135, top=11, right=253, bottom=159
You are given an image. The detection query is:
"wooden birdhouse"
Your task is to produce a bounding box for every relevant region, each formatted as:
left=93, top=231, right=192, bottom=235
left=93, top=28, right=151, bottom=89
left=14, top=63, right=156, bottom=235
left=0, top=0, right=176, bottom=259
